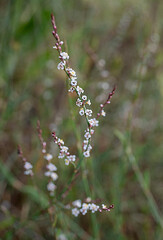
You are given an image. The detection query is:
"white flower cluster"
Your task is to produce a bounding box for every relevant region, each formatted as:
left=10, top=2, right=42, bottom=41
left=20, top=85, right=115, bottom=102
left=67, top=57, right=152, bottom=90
left=71, top=199, right=102, bottom=217
left=82, top=128, right=94, bottom=158
left=57, top=51, right=69, bottom=70
left=73, top=87, right=97, bottom=158
left=66, top=67, right=98, bottom=158
left=24, top=161, right=33, bottom=176
left=53, top=135, right=76, bottom=166
left=101, top=109, right=106, bottom=117
left=53, top=40, right=101, bottom=158
left=89, top=118, right=99, bottom=127
left=44, top=153, right=58, bottom=196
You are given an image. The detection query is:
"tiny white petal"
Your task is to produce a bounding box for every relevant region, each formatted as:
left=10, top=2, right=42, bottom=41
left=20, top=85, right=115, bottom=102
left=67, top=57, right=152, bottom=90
left=47, top=182, right=56, bottom=192
left=44, top=153, right=53, bottom=161
left=65, top=159, right=70, bottom=165
left=44, top=171, right=51, bottom=177
left=101, top=109, right=106, bottom=117
left=82, top=95, right=87, bottom=101
left=24, top=169, right=33, bottom=176
left=72, top=200, right=82, bottom=208
left=57, top=61, right=65, bottom=70
left=60, top=52, right=69, bottom=60
left=47, top=163, right=57, bottom=171
left=71, top=80, right=77, bottom=86
left=24, top=162, right=33, bottom=170
left=79, top=108, right=85, bottom=116
left=83, top=151, right=90, bottom=158
left=51, top=172, right=58, bottom=181
left=72, top=208, right=80, bottom=217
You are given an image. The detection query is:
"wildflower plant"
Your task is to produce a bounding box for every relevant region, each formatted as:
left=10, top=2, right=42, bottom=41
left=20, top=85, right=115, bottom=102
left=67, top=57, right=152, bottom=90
left=18, top=13, right=116, bottom=235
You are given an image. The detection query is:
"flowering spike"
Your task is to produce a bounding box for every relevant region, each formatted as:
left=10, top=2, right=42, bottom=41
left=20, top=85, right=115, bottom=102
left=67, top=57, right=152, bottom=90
left=37, top=120, right=47, bottom=153
left=51, top=13, right=57, bottom=31
left=52, top=132, right=77, bottom=166
left=96, top=85, right=116, bottom=119
left=71, top=199, right=114, bottom=217
left=18, top=145, right=33, bottom=176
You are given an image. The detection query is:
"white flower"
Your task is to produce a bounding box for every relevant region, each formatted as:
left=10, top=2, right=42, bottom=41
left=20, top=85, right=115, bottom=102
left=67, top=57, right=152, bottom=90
left=70, top=70, right=76, bottom=77
left=76, top=86, right=84, bottom=95
left=87, top=144, right=92, bottom=151
left=83, top=139, right=88, bottom=145
left=45, top=171, right=58, bottom=181
left=66, top=67, right=76, bottom=77
left=85, top=197, right=91, bottom=202
left=67, top=155, right=76, bottom=162
left=82, top=95, right=87, bottom=101
left=24, top=170, right=33, bottom=176
left=47, top=163, right=57, bottom=171
left=68, top=87, right=75, bottom=93
left=44, top=153, right=53, bottom=161
left=83, top=145, right=87, bottom=151
left=80, top=203, right=89, bottom=215
left=83, top=140, right=88, bottom=150
left=102, top=204, right=107, bottom=209
left=72, top=199, right=82, bottom=208
left=65, top=159, right=70, bottom=165
left=57, top=61, right=65, bottom=70
left=58, top=234, right=67, bottom=240
left=82, top=203, right=89, bottom=210
left=85, top=109, right=92, bottom=117
left=72, top=208, right=80, bottom=217
left=44, top=171, right=51, bottom=177
left=53, top=46, right=57, bottom=49
left=71, top=80, right=77, bottom=86
left=83, top=142, right=92, bottom=152
left=89, top=203, right=99, bottom=213
left=80, top=208, right=88, bottom=215
left=58, top=138, right=64, bottom=145
left=59, top=41, right=64, bottom=45
left=60, top=146, right=69, bottom=153
left=90, top=129, right=94, bottom=135
left=101, top=109, right=106, bottom=117
left=86, top=99, right=91, bottom=105
left=24, top=162, right=33, bottom=170
left=47, top=182, right=56, bottom=192
left=58, top=152, right=65, bottom=159
left=51, top=172, right=58, bottom=181
left=83, top=151, right=90, bottom=158
left=89, top=118, right=99, bottom=127
left=79, top=108, right=84, bottom=116
left=76, top=98, right=82, bottom=107
left=84, top=131, right=91, bottom=139
left=60, top=52, right=69, bottom=60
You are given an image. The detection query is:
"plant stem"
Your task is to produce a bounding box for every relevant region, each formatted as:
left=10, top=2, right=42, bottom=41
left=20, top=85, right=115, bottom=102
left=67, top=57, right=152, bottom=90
left=125, top=145, right=163, bottom=229
left=66, top=79, right=100, bottom=239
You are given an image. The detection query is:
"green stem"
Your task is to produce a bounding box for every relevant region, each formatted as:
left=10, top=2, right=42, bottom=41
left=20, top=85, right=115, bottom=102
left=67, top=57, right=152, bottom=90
left=125, top=145, right=163, bottom=229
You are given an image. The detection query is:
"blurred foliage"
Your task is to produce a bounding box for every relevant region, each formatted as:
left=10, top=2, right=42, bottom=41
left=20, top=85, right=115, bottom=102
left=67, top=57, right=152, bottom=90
left=0, top=0, right=163, bottom=239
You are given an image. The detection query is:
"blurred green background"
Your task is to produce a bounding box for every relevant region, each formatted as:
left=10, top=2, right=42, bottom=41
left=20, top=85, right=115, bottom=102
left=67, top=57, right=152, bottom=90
left=0, top=0, right=163, bottom=239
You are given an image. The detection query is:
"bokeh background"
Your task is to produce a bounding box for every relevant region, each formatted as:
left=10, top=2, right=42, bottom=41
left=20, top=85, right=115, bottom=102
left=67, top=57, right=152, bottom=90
left=0, top=0, right=163, bottom=239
